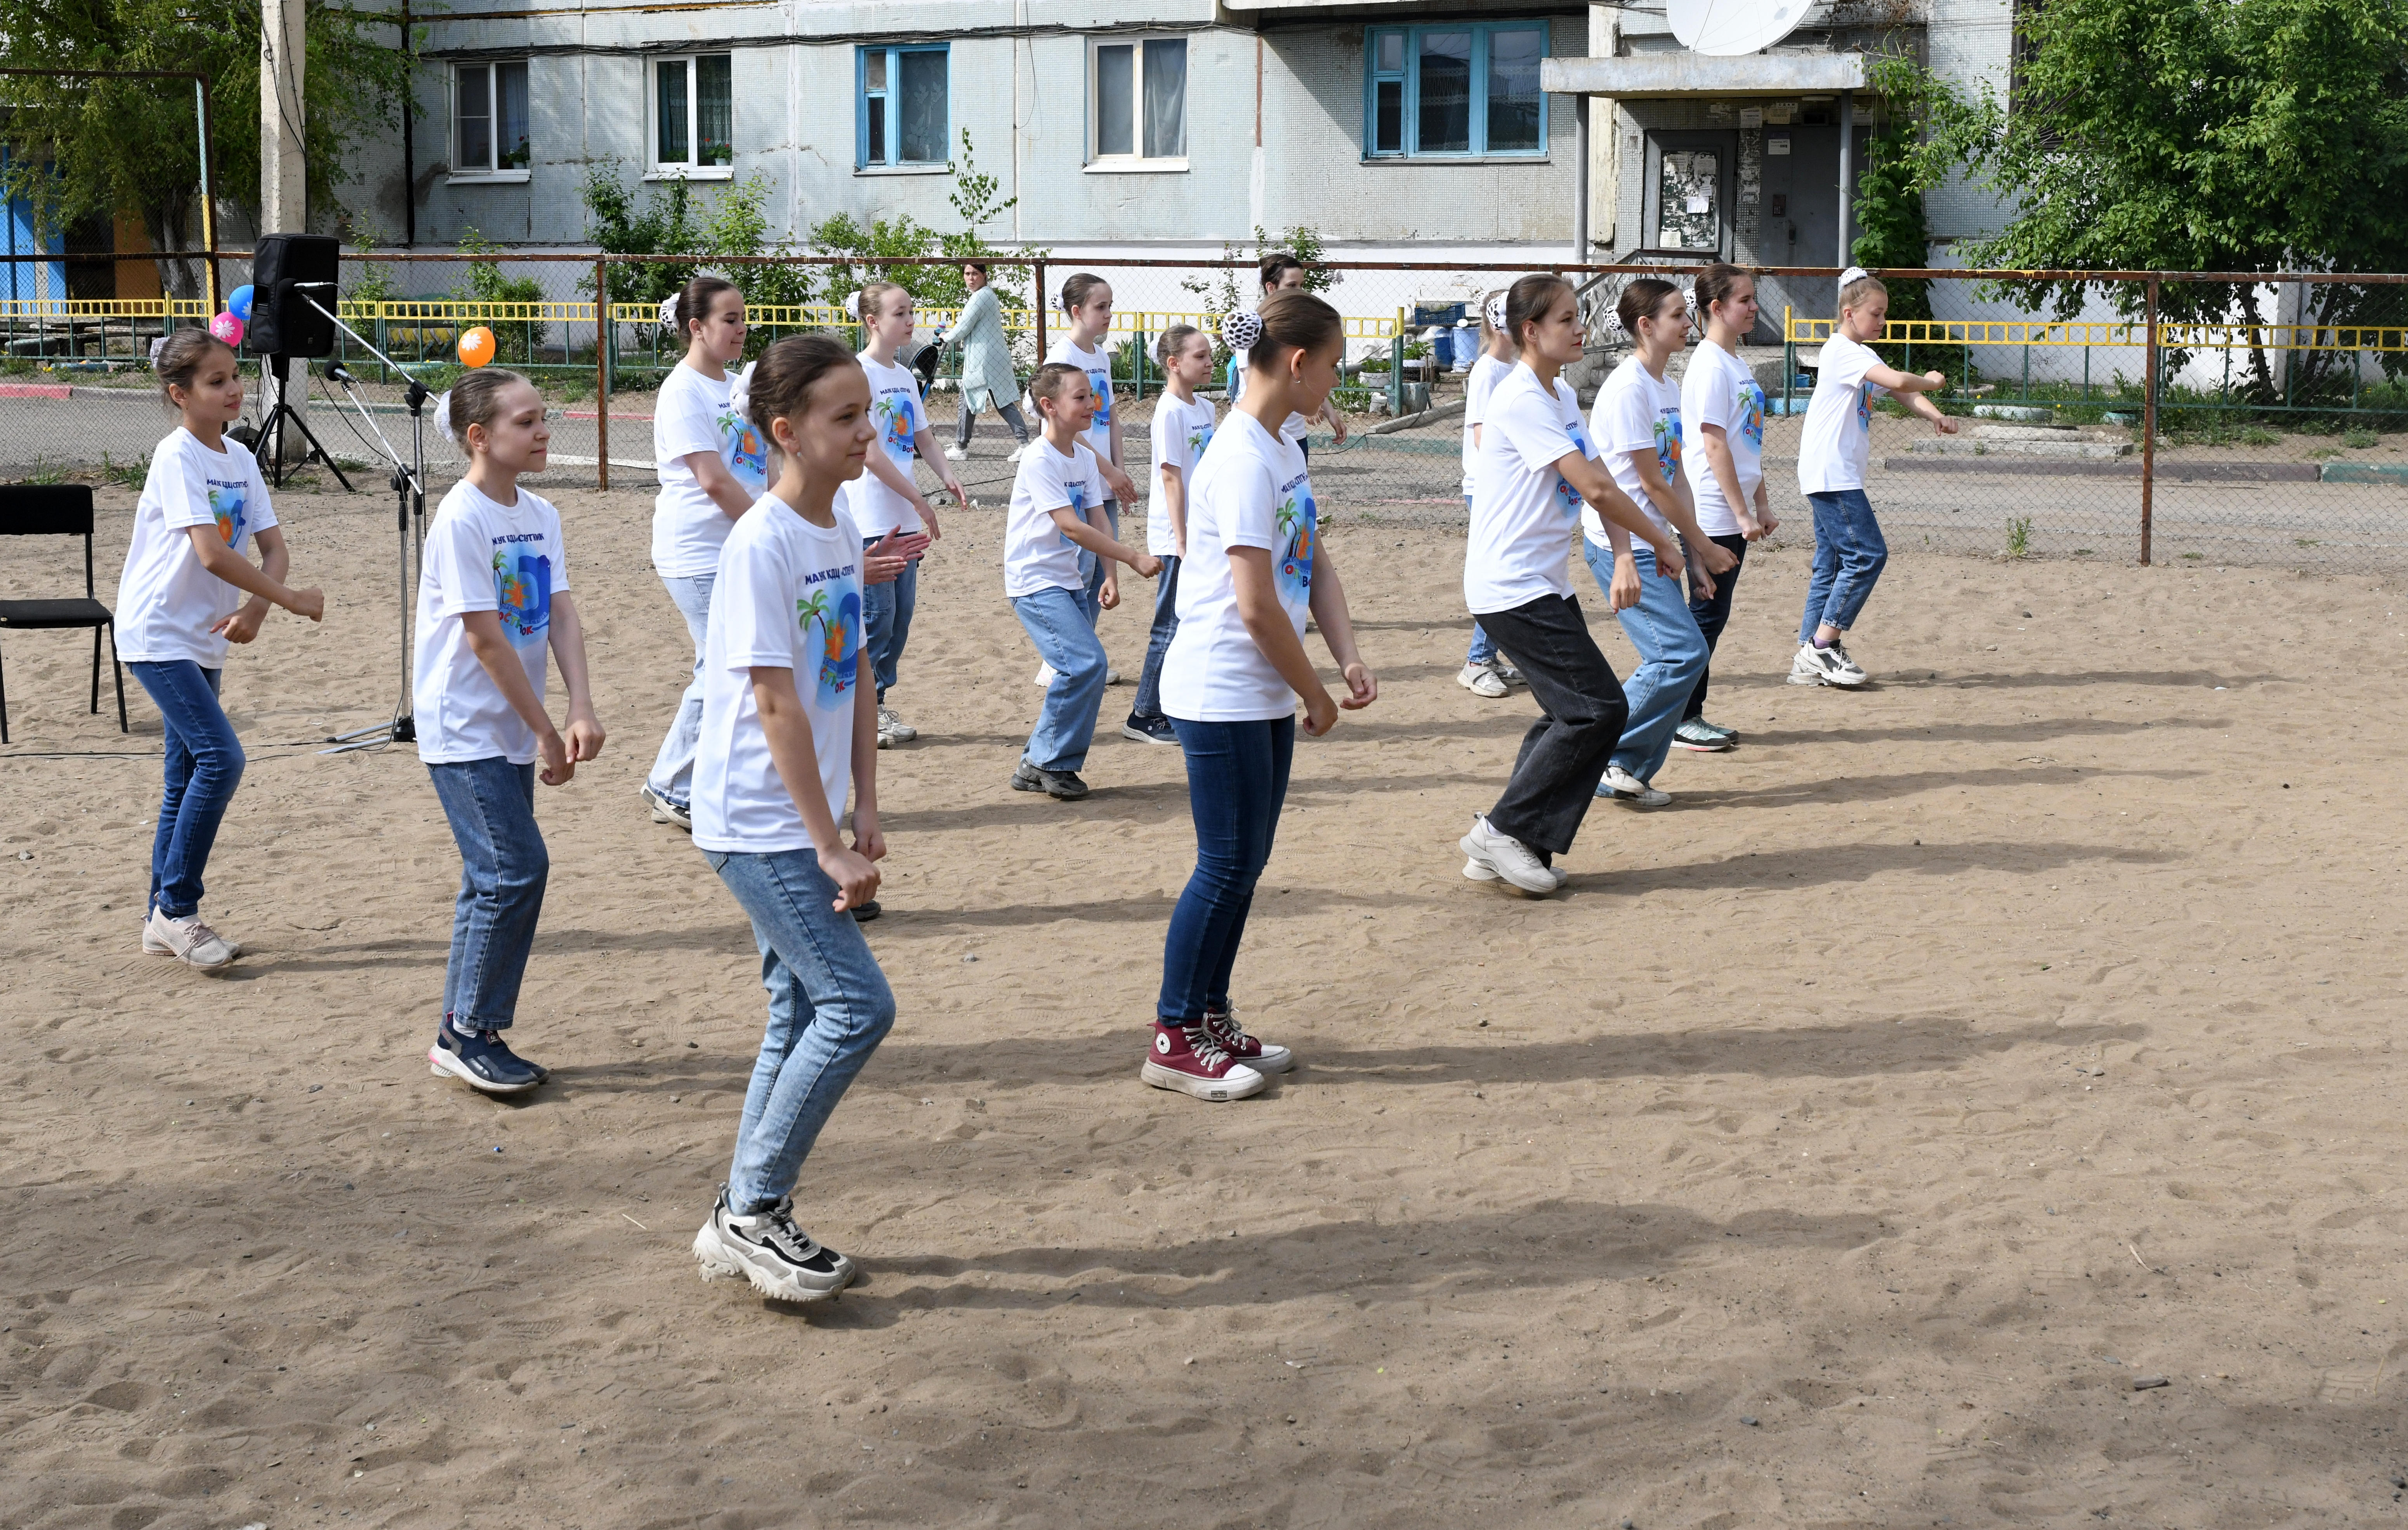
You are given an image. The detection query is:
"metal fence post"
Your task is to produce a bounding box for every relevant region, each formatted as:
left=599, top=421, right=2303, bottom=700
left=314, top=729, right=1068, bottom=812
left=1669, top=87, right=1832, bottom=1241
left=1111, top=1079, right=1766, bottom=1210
left=1033, top=260, right=1047, bottom=362
left=2140, top=278, right=2158, bottom=567
left=594, top=257, right=609, bottom=492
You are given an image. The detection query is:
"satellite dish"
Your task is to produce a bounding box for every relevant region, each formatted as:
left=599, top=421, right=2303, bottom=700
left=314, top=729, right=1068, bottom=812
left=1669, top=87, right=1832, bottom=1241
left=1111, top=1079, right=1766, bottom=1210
left=1666, top=0, right=1811, bottom=56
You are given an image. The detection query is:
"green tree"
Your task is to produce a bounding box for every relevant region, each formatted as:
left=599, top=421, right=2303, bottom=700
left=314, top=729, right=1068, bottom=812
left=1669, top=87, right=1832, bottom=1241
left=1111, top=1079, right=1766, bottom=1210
left=1181, top=225, right=1335, bottom=370
left=453, top=226, right=546, bottom=362
left=0, top=0, right=413, bottom=297
left=1871, top=0, right=2408, bottom=398
left=582, top=165, right=814, bottom=337
left=1848, top=125, right=1960, bottom=375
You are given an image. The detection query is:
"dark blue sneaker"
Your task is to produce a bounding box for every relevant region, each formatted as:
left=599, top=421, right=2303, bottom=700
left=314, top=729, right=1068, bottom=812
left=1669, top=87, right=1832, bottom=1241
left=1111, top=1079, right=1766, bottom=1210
left=428, top=1015, right=544, bottom=1095
left=1120, top=713, right=1180, bottom=745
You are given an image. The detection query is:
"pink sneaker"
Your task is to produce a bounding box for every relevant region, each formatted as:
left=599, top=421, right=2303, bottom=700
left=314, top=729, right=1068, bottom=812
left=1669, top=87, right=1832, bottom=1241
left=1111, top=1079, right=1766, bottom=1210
left=1204, top=1002, right=1293, bottom=1074
left=1139, top=1022, right=1266, bottom=1102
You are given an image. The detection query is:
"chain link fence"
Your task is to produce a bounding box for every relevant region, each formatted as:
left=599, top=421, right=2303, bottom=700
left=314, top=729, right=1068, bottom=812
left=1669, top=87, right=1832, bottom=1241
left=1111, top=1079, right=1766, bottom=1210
left=2, top=251, right=2400, bottom=572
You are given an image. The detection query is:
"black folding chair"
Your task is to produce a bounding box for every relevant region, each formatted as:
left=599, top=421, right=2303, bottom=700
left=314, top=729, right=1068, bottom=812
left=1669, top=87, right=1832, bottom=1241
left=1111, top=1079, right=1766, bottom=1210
left=0, top=484, right=128, bottom=744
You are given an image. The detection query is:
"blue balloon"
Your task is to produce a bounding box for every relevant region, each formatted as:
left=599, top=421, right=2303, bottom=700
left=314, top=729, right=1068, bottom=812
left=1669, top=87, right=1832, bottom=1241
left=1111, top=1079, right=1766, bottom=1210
left=227, top=284, right=255, bottom=322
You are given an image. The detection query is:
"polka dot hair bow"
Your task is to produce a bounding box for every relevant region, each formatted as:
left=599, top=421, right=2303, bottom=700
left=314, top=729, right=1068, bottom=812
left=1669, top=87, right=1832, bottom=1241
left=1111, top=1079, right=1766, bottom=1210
left=657, top=294, right=680, bottom=335
left=1485, top=293, right=1509, bottom=332
left=1220, top=309, right=1264, bottom=354
left=432, top=393, right=459, bottom=446
left=1840, top=266, right=1871, bottom=287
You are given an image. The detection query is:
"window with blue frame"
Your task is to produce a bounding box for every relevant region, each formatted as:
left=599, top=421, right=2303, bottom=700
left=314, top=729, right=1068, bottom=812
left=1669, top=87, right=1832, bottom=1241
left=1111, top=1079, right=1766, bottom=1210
left=858, top=45, right=950, bottom=168
left=1364, top=22, right=1549, bottom=158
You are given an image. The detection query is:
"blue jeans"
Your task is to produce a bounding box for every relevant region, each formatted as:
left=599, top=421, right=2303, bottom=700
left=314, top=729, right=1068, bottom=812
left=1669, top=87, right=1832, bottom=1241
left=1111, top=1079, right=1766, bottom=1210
left=861, top=541, right=918, bottom=702
left=1130, top=554, right=1181, bottom=722
left=645, top=571, right=714, bottom=810
left=128, top=661, right=243, bottom=920
left=705, top=847, right=897, bottom=1214
left=1801, top=489, right=1889, bottom=640
left=1583, top=540, right=1708, bottom=784
left=1461, top=498, right=1496, bottom=666
left=1012, top=585, right=1107, bottom=772
left=1158, top=715, right=1295, bottom=1023
left=1078, top=500, right=1121, bottom=630
left=427, top=758, right=547, bottom=1032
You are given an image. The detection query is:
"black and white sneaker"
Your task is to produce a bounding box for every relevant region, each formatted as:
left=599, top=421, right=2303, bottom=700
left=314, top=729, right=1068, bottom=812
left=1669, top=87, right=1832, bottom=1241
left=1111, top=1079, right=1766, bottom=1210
left=1790, top=642, right=1869, bottom=688
left=692, top=1185, right=857, bottom=1302
left=1120, top=713, right=1179, bottom=745
left=428, top=1015, right=545, bottom=1095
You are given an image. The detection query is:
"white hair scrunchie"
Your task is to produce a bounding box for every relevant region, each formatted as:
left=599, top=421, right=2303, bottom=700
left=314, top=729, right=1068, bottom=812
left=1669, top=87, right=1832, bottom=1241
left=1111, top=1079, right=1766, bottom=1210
left=658, top=294, right=680, bottom=335
left=433, top=390, right=460, bottom=447
left=727, top=360, right=755, bottom=423
left=1840, top=265, right=1872, bottom=288
left=1220, top=309, right=1264, bottom=355
left=844, top=290, right=863, bottom=321
left=1484, top=294, right=1509, bottom=332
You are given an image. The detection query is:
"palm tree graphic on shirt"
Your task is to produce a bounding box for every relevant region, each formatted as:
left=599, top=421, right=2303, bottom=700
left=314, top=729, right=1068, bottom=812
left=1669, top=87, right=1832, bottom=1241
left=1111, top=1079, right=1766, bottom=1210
left=796, top=586, right=860, bottom=705
left=1275, top=494, right=1316, bottom=597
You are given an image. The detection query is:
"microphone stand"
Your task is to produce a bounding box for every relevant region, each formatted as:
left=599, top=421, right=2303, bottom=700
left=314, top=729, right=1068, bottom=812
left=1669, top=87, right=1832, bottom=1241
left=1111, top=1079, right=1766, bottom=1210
left=307, top=295, right=434, bottom=755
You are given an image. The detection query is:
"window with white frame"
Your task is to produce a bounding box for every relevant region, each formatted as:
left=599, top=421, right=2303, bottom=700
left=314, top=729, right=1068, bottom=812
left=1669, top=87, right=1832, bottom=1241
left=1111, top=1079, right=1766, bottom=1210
left=1090, top=36, right=1187, bottom=165
left=857, top=45, right=950, bottom=169
left=1363, top=22, right=1548, bottom=158
left=453, top=61, right=530, bottom=178
left=653, top=55, right=733, bottom=173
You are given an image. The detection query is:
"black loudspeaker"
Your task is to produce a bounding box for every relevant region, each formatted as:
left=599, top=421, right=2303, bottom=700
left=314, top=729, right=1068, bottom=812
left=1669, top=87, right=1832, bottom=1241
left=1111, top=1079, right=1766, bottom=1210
left=249, top=233, right=341, bottom=357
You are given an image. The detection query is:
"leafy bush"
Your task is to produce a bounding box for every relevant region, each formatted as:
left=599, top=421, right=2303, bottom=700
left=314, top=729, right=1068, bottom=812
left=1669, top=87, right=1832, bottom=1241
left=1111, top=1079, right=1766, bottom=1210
left=453, top=226, right=547, bottom=362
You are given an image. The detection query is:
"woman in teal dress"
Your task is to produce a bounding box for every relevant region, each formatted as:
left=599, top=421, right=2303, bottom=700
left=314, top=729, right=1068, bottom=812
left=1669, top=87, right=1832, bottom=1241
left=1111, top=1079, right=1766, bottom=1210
left=944, top=262, right=1031, bottom=460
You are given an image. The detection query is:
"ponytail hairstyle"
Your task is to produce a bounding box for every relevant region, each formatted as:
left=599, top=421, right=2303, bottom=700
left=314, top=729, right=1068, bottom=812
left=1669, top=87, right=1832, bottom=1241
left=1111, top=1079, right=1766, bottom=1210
left=1504, top=273, right=1576, bottom=350
left=1029, top=360, right=1089, bottom=413
left=1153, top=322, right=1205, bottom=367
left=1225, top=289, right=1344, bottom=372
left=1615, top=276, right=1683, bottom=339
left=1837, top=265, right=1887, bottom=311
left=674, top=275, right=741, bottom=344
left=155, top=328, right=235, bottom=409
left=856, top=279, right=909, bottom=325
left=1691, top=262, right=1754, bottom=327
left=1059, top=271, right=1109, bottom=315
left=744, top=333, right=861, bottom=442
left=442, top=367, right=536, bottom=450
left=1258, top=251, right=1306, bottom=294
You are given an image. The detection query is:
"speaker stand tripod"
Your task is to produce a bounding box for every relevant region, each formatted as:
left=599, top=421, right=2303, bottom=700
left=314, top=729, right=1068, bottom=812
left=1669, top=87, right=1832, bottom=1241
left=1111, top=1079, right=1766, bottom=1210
left=256, top=352, right=355, bottom=492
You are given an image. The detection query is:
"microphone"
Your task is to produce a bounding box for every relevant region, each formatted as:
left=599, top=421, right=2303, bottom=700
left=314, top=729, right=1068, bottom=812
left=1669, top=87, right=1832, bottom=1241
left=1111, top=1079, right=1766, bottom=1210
left=324, top=361, right=356, bottom=385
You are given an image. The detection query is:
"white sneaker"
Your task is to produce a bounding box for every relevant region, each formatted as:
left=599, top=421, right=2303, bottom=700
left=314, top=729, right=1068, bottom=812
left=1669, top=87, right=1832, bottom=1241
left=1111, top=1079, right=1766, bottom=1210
left=1821, top=640, right=1869, bottom=686
left=1034, top=662, right=1057, bottom=688
left=1462, top=855, right=1568, bottom=891
left=1457, top=814, right=1560, bottom=895
left=1005, top=445, right=1029, bottom=464
left=877, top=705, right=917, bottom=744
left=1791, top=642, right=1869, bottom=687
left=1601, top=765, right=1672, bottom=807
left=1788, top=644, right=1830, bottom=687
left=1492, top=660, right=1529, bottom=690
left=1457, top=661, right=1510, bottom=698
left=692, top=1186, right=856, bottom=1303
left=144, top=906, right=236, bottom=969
left=942, top=444, right=967, bottom=462
left=1105, top=668, right=1122, bottom=685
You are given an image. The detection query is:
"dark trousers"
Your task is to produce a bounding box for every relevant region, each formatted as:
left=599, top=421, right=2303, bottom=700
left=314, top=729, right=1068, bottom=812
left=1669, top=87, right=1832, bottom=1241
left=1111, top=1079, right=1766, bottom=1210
left=1158, top=715, right=1295, bottom=1022
left=1476, top=593, right=1628, bottom=858
left=1682, top=532, right=1749, bottom=722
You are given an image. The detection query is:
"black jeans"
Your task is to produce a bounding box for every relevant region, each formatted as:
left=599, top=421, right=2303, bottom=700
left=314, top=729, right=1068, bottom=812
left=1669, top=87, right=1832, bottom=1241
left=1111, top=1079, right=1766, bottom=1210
left=1682, top=532, right=1749, bottom=722
left=1476, top=593, right=1628, bottom=857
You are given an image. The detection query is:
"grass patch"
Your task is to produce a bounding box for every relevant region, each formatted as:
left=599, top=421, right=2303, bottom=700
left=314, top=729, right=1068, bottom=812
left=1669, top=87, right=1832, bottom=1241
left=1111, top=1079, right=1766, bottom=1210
left=2344, top=428, right=2380, bottom=449
left=2006, top=516, right=2033, bottom=560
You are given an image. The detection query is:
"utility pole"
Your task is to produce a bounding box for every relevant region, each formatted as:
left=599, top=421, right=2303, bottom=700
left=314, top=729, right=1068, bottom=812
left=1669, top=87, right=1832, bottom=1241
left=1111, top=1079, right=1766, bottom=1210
left=261, top=0, right=308, bottom=453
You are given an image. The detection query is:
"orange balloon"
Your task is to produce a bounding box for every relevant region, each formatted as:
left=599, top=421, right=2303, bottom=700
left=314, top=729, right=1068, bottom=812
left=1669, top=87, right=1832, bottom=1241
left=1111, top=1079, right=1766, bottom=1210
left=457, top=325, right=497, bottom=368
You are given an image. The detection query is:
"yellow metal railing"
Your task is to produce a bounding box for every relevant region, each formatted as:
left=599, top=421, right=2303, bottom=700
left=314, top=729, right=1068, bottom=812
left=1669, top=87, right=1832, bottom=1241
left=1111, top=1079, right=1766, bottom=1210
left=1785, top=307, right=2408, bottom=352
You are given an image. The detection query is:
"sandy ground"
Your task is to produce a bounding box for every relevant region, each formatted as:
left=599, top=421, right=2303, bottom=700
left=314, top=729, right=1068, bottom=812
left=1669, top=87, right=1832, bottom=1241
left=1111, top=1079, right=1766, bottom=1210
left=6, top=476, right=2408, bottom=1529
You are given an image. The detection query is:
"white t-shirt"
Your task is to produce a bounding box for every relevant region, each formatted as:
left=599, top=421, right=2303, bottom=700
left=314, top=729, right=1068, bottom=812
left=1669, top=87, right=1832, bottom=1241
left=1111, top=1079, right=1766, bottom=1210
left=1798, top=332, right=1887, bottom=495
left=1460, top=352, right=1510, bottom=497
left=1680, top=343, right=1765, bottom=537
left=1047, top=338, right=1118, bottom=472
left=837, top=351, right=931, bottom=537
left=1229, top=363, right=1309, bottom=448
left=1464, top=364, right=1596, bottom=616
left=691, top=496, right=866, bottom=853
left=651, top=362, right=769, bottom=577
left=115, top=428, right=280, bottom=667
left=1161, top=413, right=1316, bottom=722
left=1584, top=356, right=1684, bottom=547
left=413, top=481, right=571, bottom=765
left=1147, top=393, right=1216, bottom=558
left=1005, top=437, right=1106, bottom=597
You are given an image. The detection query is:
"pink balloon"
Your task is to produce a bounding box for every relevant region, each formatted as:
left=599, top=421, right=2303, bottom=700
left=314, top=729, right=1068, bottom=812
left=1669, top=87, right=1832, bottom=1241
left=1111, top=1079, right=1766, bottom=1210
left=208, top=311, right=244, bottom=347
